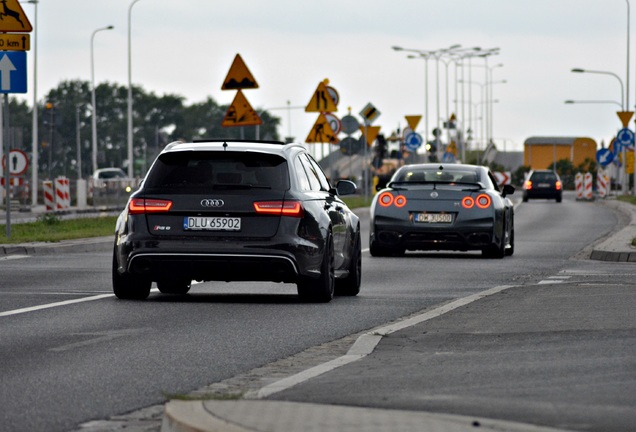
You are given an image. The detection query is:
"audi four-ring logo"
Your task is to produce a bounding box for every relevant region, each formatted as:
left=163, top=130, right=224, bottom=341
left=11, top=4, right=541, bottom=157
left=201, top=199, right=224, bottom=207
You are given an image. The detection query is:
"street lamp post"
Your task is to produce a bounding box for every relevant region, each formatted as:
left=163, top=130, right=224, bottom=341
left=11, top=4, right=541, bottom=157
left=571, top=68, right=625, bottom=110
left=565, top=100, right=623, bottom=108
left=27, top=0, right=38, bottom=206
left=90, top=25, right=114, bottom=175
left=128, top=0, right=143, bottom=179
left=572, top=67, right=628, bottom=193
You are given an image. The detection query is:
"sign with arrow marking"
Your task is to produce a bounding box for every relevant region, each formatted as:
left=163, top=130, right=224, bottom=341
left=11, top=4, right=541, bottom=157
left=0, top=51, right=26, bottom=93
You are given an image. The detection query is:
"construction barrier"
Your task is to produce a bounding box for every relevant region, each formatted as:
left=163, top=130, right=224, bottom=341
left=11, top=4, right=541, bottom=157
left=43, top=180, right=54, bottom=211
left=575, top=172, right=584, bottom=200
left=584, top=172, right=593, bottom=200
left=55, top=177, right=70, bottom=210
left=596, top=170, right=609, bottom=199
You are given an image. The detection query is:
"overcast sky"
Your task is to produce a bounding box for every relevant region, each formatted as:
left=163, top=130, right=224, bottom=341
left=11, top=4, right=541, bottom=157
left=12, top=0, right=636, bottom=153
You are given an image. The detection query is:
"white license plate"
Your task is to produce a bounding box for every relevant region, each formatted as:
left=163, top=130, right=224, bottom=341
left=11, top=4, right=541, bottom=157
left=183, top=216, right=241, bottom=231
left=537, top=183, right=550, bottom=188
left=414, top=213, right=452, bottom=223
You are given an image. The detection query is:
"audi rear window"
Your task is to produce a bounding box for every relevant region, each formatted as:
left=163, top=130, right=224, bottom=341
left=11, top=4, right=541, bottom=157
left=143, top=151, right=290, bottom=192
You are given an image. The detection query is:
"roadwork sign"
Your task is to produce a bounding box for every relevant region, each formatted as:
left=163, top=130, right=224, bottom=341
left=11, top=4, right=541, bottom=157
left=221, top=90, right=262, bottom=127
left=305, top=81, right=338, bottom=113
left=222, top=54, right=259, bottom=90
left=306, top=113, right=339, bottom=144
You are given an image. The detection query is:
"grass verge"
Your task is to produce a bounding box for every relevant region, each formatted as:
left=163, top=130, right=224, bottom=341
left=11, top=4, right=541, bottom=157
left=0, top=215, right=117, bottom=244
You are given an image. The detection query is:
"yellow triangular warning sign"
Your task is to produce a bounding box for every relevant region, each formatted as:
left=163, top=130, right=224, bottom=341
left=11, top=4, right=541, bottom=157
left=359, top=125, right=381, bottom=146
left=0, top=0, right=32, bottom=32
left=306, top=113, right=339, bottom=144
left=305, top=81, right=338, bottom=113
left=222, top=54, right=259, bottom=90
left=405, top=115, right=422, bottom=131
left=221, top=90, right=262, bottom=127
left=617, top=111, right=634, bottom=128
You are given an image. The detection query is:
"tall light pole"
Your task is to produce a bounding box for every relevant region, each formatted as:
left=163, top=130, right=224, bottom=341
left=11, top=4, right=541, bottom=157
left=565, top=99, right=622, bottom=108
left=128, top=0, right=143, bottom=179
left=571, top=68, right=625, bottom=110
left=393, top=44, right=462, bottom=161
left=27, top=0, right=38, bottom=206
left=90, top=25, right=114, bottom=174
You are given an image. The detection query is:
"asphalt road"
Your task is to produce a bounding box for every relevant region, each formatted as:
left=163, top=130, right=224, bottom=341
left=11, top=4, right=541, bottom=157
left=0, top=191, right=631, bottom=432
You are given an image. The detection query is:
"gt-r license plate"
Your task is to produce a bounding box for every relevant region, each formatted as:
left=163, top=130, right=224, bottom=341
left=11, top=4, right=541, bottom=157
left=183, top=216, right=241, bottom=231
left=414, top=213, right=453, bottom=223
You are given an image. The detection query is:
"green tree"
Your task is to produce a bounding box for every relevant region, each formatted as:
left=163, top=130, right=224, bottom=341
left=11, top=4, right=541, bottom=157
left=7, top=80, right=282, bottom=180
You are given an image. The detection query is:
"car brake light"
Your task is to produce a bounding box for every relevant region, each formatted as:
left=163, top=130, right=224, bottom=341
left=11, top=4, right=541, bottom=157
left=475, top=194, right=492, bottom=209
left=394, top=195, right=407, bottom=207
left=556, top=180, right=562, bottom=190
left=128, top=198, right=173, bottom=214
left=462, top=196, right=475, bottom=209
left=254, top=201, right=304, bottom=217
left=378, top=192, right=394, bottom=207
left=377, top=192, right=407, bottom=208
left=524, top=180, right=532, bottom=190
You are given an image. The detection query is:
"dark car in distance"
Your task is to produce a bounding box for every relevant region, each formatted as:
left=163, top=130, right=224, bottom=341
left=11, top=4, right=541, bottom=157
left=369, top=163, right=515, bottom=258
left=522, top=170, right=562, bottom=202
left=112, top=139, right=361, bottom=303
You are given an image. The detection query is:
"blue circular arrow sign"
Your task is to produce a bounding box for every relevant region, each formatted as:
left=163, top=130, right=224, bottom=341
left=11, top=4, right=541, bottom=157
left=616, top=128, right=634, bottom=152
left=596, top=148, right=614, bottom=167
left=404, top=132, right=423, bottom=151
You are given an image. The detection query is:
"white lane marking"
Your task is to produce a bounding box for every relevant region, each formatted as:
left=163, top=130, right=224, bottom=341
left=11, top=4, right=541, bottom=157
left=0, top=288, right=159, bottom=317
left=49, top=328, right=151, bottom=352
left=0, top=255, right=30, bottom=261
left=250, top=284, right=517, bottom=399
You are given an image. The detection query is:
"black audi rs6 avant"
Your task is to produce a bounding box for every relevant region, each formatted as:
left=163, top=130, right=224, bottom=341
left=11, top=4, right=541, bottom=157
left=369, top=163, right=515, bottom=258
left=112, top=139, right=361, bottom=302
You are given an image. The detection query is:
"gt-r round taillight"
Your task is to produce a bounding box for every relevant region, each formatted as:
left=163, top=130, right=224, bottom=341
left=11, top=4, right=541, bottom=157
left=378, top=192, right=394, bottom=207
left=394, top=195, right=407, bottom=207
left=476, top=194, right=492, bottom=208
left=462, top=196, right=475, bottom=209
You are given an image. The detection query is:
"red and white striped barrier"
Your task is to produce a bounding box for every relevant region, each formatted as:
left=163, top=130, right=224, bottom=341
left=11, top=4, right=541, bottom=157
left=43, top=180, right=54, bottom=211
left=596, top=170, right=609, bottom=198
left=584, top=172, right=593, bottom=200
left=575, top=173, right=583, bottom=200
left=55, top=177, right=70, bottom=210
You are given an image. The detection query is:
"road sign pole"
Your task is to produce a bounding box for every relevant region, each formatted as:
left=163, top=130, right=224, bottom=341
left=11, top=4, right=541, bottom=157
left=3, top=94, right=10, bottom=238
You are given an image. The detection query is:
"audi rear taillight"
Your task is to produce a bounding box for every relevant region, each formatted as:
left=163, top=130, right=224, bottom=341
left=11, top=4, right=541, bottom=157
left=128, top=198, right=173, bottom=214
left=254, top=200, right=304, bottom=217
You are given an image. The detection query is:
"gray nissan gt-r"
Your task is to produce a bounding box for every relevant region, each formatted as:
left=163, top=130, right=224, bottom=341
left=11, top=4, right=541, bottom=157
left=369, top=163, right=515, bottom=258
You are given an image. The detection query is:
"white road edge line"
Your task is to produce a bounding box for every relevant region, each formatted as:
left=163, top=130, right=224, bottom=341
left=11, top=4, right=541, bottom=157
left=0, top=288, right=160, bottom=317
left=250, top=284, right=517, bottom=399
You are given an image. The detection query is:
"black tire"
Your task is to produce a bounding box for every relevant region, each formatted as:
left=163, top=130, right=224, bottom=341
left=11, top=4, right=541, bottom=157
left=297, top=231, right=334, bottom=303
left=112, top=249, right=151, bottom=300
left=157, top=278, right=191, bottom=295
left=482, top=227, right=505, bottom=259
left=335, top=231, right=361, bottom=296
left=556, top=196, right=562, bottom=203
left=369, top=240, right=389, bottom=257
